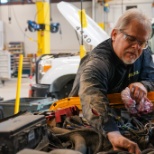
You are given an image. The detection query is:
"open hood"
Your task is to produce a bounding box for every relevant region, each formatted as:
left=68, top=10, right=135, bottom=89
left=57, top=1, right=109, bottom=47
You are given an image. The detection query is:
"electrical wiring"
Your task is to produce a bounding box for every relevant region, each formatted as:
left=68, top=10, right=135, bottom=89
left=11, top=6, right=37, bottom=43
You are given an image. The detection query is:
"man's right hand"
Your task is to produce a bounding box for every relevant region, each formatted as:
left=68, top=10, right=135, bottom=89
left=107, top=131, right=141, bottom=154
left=128, top=82, right=147, bottom=103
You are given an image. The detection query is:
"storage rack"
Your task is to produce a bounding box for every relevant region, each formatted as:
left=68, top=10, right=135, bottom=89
left=8, top=42, right=24, bottom=76
left=8, top=42, right=24, bottom=55
left=13, top=57, right=32, bottom=77
left=8, top=42, right=32, bottom=77
left=0, top=51, right=11, bottom=83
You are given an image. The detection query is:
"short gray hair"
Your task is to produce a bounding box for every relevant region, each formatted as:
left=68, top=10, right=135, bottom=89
left=114, top=8, right=152, bottom=38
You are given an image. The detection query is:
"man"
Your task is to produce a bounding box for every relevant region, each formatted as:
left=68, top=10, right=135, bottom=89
left=69, top=8, right=154, bottom=154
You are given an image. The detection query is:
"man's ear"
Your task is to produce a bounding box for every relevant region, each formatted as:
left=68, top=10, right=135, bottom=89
left=111, top=29, right=118, bottom=41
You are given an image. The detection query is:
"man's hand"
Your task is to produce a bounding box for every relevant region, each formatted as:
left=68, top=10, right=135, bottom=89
left=128, top=82, right=147, bottom=103
left=107, top=131, right=141, bottom=154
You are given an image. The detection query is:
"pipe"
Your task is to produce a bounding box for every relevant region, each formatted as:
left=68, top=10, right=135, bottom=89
left=50, top=127, right=87, bottom=154
left=50, top=127, right=103, bottom=154
left=14, top=54, right=23, bottom=114
left=92, top=0, right=95, bottom=21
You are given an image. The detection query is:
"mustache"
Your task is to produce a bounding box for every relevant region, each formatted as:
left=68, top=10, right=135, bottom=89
left=125, top=50, right=138, bottom=56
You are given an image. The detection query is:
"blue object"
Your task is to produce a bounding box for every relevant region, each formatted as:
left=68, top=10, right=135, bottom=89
left=0, top=97, right=57, bottom=118
left=104, top=6, right=109, bottom=13
left=50, top=23, right=60, bottom=33
left=27, top=20, right=45, bottom=32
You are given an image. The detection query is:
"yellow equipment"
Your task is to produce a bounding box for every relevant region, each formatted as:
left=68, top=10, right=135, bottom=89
left=50, top=97, right=82, bottom=111
left=50, top=92, right=154, bottom=111
left=36, top=0, right=51, bottom=56
left=14, top=54, right=23, bottom=114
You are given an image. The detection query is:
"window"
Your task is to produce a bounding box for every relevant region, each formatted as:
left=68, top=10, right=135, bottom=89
left=0, top=0, right=8, bottom=4
left=0, top=0, right=26, bottom=5
left=126, top=5, right=137, bottom=10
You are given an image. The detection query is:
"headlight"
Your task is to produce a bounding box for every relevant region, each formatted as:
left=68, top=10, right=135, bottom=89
left=37, top=55, right=53, bottom=83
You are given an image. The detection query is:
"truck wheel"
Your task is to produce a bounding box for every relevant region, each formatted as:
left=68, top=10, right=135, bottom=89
left=59, top=80, right=74, bottom=99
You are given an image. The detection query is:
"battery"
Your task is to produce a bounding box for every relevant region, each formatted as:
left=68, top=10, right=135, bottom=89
left=0, top=115, right=49, bottom=154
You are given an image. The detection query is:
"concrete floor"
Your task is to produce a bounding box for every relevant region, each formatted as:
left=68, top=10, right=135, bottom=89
left=0, top=77, right=34, bottom=101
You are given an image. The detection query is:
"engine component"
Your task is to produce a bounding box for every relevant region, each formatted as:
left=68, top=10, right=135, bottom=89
left=0, top=115, right=49, bottom=154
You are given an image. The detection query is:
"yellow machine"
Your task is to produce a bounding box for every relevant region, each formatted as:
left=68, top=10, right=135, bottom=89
left=50, top=97, right=82, bottom=111
left=36, top=0, right=51, bottom=56
left=50, top=92, right=154, bottom=111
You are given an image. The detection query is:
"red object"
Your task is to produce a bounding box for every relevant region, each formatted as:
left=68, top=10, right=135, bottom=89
left=55, top=106, right=79, bottom=123
left=28, top=75, right=33, bottom=97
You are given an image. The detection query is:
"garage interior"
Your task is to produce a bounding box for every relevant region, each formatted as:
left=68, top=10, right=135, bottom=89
left=0, top=0, right=154, bottom=154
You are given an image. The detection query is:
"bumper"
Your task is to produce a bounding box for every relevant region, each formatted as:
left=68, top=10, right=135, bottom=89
left=31, top=84, right=50, bottom=97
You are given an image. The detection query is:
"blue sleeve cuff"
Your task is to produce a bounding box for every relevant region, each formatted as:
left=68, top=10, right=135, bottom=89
left=103, top=116, right=119, bottom=133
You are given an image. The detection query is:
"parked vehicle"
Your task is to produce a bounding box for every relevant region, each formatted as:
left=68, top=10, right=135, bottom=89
left=31, top=53, right=80, bottom=99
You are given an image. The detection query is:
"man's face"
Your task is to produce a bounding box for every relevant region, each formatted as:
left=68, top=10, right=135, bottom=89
left=111, top=20, right=149, bottom=64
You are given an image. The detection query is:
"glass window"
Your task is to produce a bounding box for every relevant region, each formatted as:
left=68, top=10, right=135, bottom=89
left=0, top=0, right=8, bottom=4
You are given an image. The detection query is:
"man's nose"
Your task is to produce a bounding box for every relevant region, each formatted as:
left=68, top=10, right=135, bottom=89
left=131, top=41, right=142, bottom=50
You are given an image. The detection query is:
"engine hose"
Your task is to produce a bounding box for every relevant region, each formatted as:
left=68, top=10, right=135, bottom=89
left=141, top=148, right=154, bottom=154
left=50, top=127, right=104, bottom=154
left=50, top=126, right=71, bottom=134
left=70, top=133, right=87, bottom=154
left=50, top=127, right=87, bottom=154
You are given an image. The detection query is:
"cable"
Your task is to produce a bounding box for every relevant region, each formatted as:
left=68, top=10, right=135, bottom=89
left=80, top=0, right=83, bottom=46
left=12, top=7, right=37, bottom=41
left=121, top=0, right=123, bottom=14
left=8, top=0, right=11, bottom=24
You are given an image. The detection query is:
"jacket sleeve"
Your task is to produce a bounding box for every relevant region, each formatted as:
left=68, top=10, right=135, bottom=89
left=78, top=57, right=119, bottom=133
left=140, top=48, right=154, bottom=91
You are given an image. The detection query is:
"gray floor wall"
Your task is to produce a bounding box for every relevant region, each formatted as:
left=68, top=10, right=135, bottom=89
left=0, top=77, right=32, bottom=100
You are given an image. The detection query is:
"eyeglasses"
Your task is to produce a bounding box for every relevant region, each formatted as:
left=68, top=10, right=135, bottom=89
left=119, top=29, right=148, bottom=49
